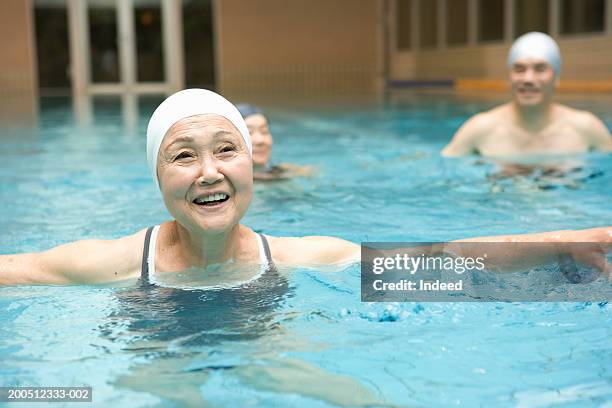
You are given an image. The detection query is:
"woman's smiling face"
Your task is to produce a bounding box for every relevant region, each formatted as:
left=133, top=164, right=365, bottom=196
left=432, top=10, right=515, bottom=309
left=157, top=114, right=253, bottom=233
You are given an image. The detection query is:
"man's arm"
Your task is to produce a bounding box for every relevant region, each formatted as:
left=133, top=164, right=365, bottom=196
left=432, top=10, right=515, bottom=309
left=441, top=113, right=487, bottom=157
left=0, top=230, right=145, bottom=285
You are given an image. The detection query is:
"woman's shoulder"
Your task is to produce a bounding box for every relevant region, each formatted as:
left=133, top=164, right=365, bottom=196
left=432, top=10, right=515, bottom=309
left=38, top=227, right=150, bottom=284
left=264, top=235, right=359, bottom=266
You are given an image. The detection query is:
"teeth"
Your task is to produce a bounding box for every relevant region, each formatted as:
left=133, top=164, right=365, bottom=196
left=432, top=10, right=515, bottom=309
left=194, top=193, right=228, bottom=204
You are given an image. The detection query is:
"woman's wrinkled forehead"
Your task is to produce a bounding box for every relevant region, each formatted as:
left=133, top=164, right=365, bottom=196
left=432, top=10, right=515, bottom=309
left=161, top=114, right=245, bottom=149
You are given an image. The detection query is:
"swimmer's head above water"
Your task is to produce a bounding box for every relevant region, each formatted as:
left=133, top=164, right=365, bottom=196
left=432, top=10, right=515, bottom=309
left=507, top=32, right=561, bottom=108
left=147, top=90, right=256, bottom=234
left=237, top=104, right=314, bottom=181
left=236, top=103, right=273, bottom=168
left=508, top=32, right=561, bottom=75
left=147, top=89, right=252, bottom=191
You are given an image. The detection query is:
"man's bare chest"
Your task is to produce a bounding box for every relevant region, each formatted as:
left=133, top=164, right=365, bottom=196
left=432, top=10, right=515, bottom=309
left=478, top=122, right=590, bottom=156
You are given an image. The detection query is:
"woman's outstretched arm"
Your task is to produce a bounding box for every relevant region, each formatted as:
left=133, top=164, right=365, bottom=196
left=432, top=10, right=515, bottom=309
left=274, top=227, right=611, bottom=276
left=450, top=226, right=612, bottom=274
left=0, top=230, right=145, bottom=285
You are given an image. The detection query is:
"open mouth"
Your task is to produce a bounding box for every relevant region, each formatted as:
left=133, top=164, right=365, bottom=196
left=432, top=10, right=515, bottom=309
left=192, top=193, right=230, bottom=207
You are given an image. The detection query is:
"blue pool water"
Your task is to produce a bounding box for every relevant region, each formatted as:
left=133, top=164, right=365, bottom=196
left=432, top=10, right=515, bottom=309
left=1, top=92, right=611, bottom=406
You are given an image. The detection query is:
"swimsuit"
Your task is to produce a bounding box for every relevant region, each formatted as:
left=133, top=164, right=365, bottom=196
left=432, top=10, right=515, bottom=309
left=140, top=225, right=275, bottom=287
left=104, top=226, right=290, bottom=347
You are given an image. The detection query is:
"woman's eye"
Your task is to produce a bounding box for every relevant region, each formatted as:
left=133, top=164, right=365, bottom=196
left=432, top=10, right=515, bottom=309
left=219, top=145, right=236, bottom=154
left=174, top=151, right=194, bottom=160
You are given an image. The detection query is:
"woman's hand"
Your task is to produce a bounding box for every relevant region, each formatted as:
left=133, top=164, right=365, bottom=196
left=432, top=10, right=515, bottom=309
left=452, top=226, right=612, bottom=278
left=558, top=227, right=612, bottom=280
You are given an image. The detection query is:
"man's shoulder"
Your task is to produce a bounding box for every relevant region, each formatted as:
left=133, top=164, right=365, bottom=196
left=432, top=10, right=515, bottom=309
left=441, top=104, right=506, bottom=157
left=554, top=104, right=612, bottom=149
left=463, top=105, right=505, bottom=132
left=554, top=104, right=598, bottom=127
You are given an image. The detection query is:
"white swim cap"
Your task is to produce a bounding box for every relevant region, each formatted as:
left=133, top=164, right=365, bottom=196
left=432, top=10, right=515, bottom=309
left=146, top=89, right=252, bottom=190
left=507, top=32, right=561, bottom=75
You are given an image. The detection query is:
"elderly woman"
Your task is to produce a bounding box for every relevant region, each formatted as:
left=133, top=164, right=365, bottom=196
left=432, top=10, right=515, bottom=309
left=236, top=103, right=312, bottom=181
left=0, top=89, right=610, bottom=286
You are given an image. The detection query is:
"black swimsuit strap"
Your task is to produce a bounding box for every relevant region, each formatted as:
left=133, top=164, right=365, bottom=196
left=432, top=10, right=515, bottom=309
left=140, top=226, right=154, bottom=284
left=258, top=233, right=275, bottom=269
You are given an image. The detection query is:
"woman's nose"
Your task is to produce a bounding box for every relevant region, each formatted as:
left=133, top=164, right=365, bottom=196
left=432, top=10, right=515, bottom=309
left=197, top=157, right=224, bottom=184
left=251, top=131, right=264, bottom=145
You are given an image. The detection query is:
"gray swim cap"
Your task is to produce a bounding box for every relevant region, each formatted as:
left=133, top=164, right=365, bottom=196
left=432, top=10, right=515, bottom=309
left=146, top=89, right=252, bottom=191
left=236, top=103, right=264, bottom=119
left=508, top=32, right=561, bottom=75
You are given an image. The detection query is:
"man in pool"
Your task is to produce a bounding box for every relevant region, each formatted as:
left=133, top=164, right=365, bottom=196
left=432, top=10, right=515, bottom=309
left=236, top=103, right=312, bottom=181
left=0, top=89, right=610, bottom=286
left=442, top=32, right=612, bottom=157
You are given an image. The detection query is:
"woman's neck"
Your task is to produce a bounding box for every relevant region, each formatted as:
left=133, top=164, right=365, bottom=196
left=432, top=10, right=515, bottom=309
left=169, top=221, right=248, bottom=268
